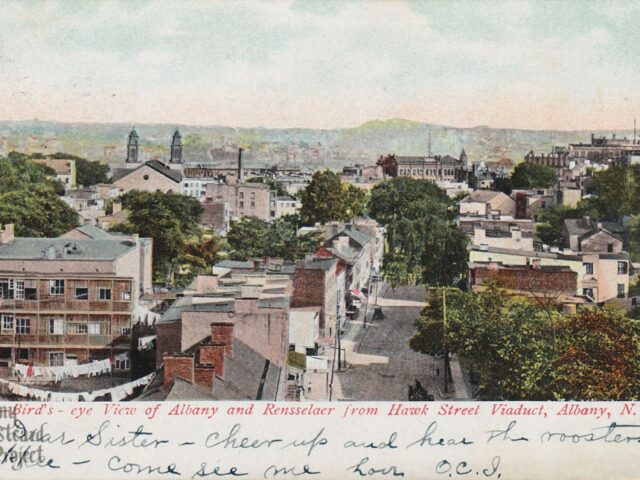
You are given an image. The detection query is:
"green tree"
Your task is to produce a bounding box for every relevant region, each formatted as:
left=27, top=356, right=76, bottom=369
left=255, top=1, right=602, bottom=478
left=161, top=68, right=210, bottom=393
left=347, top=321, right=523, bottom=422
left=510, top=162, right=556, bottom=189
left=112, top=191, right=202, bottom=284
left=0, top=156, right=78, bottom=236
left=75, top=158, right=110, bottom=186
left=590, top=165, right=634, bottom=218
left=227, top=215, right=321, bottom=261
left=552, top=307, right=640, bottom=400
left=368, top=177, right=467, bottom=287
left=299, top=170, right=367, bottom=225
left=536, top=205, right=583, bottom=247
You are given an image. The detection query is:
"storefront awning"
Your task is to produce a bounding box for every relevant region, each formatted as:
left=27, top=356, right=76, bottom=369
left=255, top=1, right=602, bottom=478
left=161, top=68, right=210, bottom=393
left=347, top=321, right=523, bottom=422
left=350, top=288, right=363, bottom=298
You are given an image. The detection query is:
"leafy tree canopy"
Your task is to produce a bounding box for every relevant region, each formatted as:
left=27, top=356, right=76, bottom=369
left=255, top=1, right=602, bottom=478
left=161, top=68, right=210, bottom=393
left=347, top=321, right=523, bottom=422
left=411, top=286, right=640, bottom=400
left=368, top=177, right=467, bottom=287
left=227, top=215, right=322, bottom=261
left=0, top=155, right=78, bottom=236
left=299, top=170, right=367, bottom=225
left=112, top=191, right=202, bottom=273
left=510, top=162, right=556, bottom=189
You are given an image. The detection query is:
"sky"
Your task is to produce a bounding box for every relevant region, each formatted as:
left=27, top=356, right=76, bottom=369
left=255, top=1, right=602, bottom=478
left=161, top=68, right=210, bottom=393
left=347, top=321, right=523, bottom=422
left=1, top=0, right=639, bottom=130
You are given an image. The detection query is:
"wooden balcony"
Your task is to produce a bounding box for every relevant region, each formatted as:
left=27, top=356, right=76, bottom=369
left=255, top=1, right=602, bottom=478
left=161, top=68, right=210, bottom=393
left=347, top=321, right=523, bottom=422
left=0, top=333, right=130, bottom=348
left=0, top=298, right=131, bottom=313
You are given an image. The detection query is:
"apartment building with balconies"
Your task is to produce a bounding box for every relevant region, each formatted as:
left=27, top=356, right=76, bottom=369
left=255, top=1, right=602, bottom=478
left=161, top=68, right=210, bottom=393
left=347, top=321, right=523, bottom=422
left=0, top=224, right=152, bottom=370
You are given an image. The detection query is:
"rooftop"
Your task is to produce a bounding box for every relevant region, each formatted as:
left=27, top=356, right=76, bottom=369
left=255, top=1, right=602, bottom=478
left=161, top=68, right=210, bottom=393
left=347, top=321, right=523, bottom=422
left=0, top=238, right=136, bottom=261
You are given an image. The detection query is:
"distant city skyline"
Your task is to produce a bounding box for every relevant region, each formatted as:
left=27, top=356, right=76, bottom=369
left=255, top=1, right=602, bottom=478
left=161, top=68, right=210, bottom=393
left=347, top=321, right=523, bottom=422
left=1, top=0, right=639, bottom=130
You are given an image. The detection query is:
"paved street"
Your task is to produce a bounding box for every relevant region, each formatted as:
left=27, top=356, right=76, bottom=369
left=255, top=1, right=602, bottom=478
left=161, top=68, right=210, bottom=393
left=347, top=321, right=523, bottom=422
left=334, top=284, right=455, bottom=401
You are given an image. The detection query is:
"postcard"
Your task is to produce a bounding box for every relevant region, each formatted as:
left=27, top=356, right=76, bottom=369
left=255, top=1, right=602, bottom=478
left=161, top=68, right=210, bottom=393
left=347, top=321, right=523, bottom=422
left=1, top=0, right=640, bottom=478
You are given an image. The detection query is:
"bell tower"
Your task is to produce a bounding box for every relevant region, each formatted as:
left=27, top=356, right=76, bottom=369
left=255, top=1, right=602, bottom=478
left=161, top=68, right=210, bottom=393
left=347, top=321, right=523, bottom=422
left=126, top=128, right=139, bottom=163
left=170, top=129, right=183, bottom=164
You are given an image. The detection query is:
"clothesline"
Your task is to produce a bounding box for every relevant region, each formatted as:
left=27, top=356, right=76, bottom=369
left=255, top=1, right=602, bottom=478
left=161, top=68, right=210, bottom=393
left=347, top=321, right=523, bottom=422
left=133, top=305, right=161, bottom=326
left=14, top=358, right=111, bottom=382
left=0, top=372, right=155, bottom=402
left=138, top=335, right=157, bottom=351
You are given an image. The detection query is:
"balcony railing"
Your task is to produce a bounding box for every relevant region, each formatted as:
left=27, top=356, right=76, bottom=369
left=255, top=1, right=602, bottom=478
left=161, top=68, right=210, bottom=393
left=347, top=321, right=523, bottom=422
left=0, top=298, right=131, bottom=312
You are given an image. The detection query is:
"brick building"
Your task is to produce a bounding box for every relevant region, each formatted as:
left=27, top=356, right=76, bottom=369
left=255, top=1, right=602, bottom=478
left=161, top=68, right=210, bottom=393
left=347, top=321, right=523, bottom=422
left=205, top=182, right=272, bottom=220
left=0, top=224, right=152, bottom=369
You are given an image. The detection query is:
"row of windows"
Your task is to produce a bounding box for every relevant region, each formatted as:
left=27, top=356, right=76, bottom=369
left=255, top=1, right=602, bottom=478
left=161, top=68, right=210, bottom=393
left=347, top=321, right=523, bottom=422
left=398, top=168, right=456, bottom=176
left=582, top=285, right=626, bottom=299
left=583, top=261, right=628, bottom=275
left=239, top=201, right=255, bottom=209
left=1, top=314, right=130, bottom=336
left=239, top=192, right=257, bottom=199
left=0, top=279, right=131, bottom=300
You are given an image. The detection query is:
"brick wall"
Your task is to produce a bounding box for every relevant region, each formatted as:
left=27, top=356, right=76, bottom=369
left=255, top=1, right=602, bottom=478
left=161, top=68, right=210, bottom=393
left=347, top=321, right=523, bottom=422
left=292, top=264, right=326, bottom=328
left=211, top=322, right=234, bottom=356
left=198, top=342, right=226, bottom=377
left=193, top=365, right=215, bottom=390
left=163, top=354, right=194, bottom=385
left=156, top=320, right=182, bottom=367
left=472, top=266, right=577, bottom=295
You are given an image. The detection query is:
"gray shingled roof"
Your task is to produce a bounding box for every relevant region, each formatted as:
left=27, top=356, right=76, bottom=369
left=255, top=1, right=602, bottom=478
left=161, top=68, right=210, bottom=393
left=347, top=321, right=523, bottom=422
left=212, top=338, right=281, bottom=400
left=460, top=190, right=503, bottom=203
left=0, top=238, right=135, bottom=261
left=74, top=224, right=114, bottom=239
left=159, top=299, right=234, bottom=323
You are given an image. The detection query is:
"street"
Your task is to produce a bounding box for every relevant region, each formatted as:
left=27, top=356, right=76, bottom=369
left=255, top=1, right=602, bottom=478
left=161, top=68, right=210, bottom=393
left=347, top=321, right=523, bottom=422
left=332, top=284, right=469, bottom=401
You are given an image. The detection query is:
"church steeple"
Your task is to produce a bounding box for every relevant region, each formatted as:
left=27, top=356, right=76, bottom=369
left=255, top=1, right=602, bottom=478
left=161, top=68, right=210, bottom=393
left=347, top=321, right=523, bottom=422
left=170, top=129, right=183, bottom=164
left=460, top=148, right=468, bottom=167
left=126, top=128, right=139, bottom=163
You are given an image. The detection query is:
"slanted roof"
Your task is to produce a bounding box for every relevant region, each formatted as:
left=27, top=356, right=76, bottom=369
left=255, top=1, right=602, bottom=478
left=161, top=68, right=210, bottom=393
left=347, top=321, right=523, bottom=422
left=300, top=256, right=337, bottom=271
left=72, top=224, right=114, bottom=239
left=212, top=338, right=281, bottom=400
left=144, top=160, right=183, bottom=182
left=460, top=190, right=503, bottom=203
left=343, top=227, right=372, bottom=248
left=215, top=260, right=254, bottom=269
left=134, top=374, right=216, bottom=401
left=0, top=238, right=136, bottom=261
left=159, top=298, right=235, bottom=323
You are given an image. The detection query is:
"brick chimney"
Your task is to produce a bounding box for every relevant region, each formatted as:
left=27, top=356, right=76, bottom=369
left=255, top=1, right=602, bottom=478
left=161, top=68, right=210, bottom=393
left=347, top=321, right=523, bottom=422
left=0, top=224, right=14, bottom=245
left=211, top=322, right=234, bottom=357
left=198, top=342, right=226, bottom=377
left=163, top=353, right=194, bottom=386
left=194, top=364, right=216, bottom=389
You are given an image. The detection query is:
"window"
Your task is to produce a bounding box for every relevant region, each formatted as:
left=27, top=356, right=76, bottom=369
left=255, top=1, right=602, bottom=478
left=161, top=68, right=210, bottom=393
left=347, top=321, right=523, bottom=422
left=618, top=261, right=628, bottom=275
left=584, top=263, right=593, bottom=275
left=121, top=327, right=131, bottom=335
left=1, top=314, right=13, bottom=332
left=0, top=279, right=13, bottom=299
left=24, top=280, right=37, bottom=300
left=68, top=323, right=88, bottom=335
left=75, top=287, right=88, bottom=300
left=18, top=349, right=29, bottom=360
left=288, top=344, right=295, bottom=352
left=239, top=192, right=244, bottom=199
left=98, top=288, right=111, bottom=301
left=115, top=356, right=130, bottom=370
left=16, top=318, right=30, bottom=334
left=239, top=201, right=244, bottom=209
left=49, top=352, right=64, bottom=367
left=618, top=284, right=626, bottom=298
left=121, top=291, right=131, bottom=301
left=49, top=280, right=65, bottom=296
left=583, top=288, right=594, bottom=298
left=250, top=201, right=255, bottom=208
left=250, top=192, right=255, bottom=199
left=88, top=323, right=101, bottom=335
left=607, top=243, right=614, bottom=253
left=48, top=318, right=64, bottom=335
left=14, top=281, right=24, bottom=299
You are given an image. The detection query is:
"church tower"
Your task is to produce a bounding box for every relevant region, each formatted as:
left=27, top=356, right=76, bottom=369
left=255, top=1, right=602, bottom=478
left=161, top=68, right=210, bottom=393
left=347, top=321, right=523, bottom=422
left=170, top=129, right=183, bottom=164
left=460, top=149, right=468, bottom=168
left=126, top=128, right=139, bottom=163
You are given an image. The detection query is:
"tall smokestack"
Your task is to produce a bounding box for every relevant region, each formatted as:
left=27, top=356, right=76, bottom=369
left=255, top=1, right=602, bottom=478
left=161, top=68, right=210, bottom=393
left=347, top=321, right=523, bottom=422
left=237, top=147, right=244, bottom=182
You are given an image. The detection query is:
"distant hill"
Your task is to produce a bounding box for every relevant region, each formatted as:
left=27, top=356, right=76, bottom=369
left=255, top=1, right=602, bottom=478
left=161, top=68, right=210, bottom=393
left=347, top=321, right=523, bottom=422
left=0, top=119, right=633, bottom=169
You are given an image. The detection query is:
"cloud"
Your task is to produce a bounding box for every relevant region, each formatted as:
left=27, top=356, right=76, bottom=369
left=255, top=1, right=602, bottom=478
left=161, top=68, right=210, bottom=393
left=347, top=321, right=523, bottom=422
left=0, top=0, right=638, bottom=129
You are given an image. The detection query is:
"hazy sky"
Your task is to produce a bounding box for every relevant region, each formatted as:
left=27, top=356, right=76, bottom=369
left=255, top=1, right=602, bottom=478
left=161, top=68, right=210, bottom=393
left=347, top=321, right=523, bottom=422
left=1, top=0, right=639, bottom=130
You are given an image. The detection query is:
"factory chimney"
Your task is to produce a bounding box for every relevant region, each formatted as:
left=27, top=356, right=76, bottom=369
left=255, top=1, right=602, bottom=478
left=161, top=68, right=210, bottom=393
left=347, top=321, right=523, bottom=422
left=237, top=147, right=244, bottom=182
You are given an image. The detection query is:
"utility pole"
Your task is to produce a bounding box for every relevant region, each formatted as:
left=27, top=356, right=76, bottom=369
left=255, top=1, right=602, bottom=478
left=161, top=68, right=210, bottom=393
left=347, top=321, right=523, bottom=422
left=442, top=288, right=449, bottom=394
